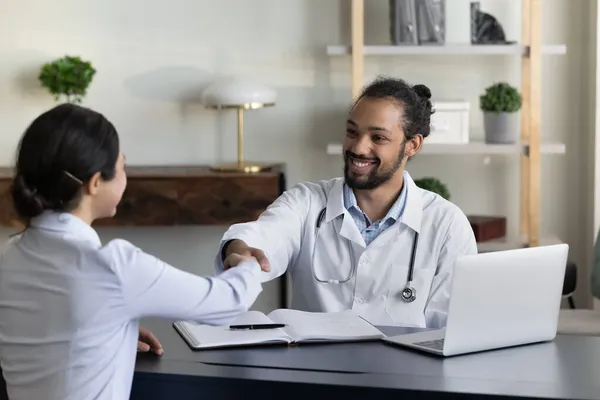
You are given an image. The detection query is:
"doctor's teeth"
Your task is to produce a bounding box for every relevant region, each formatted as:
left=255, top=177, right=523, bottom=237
left=352, top=160, right=370, bottom=167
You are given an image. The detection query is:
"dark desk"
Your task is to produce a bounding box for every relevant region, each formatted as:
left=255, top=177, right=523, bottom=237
left=133, top=318, right=600, bottom=400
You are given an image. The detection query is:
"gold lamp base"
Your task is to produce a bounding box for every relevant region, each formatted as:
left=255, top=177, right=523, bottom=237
left=210, top=162, right=274, bottom=173
left=207, top=99, right=277, bottom=174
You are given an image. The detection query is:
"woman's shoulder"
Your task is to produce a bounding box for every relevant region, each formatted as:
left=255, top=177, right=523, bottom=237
left=89, top=239, right=157, bottom=284
left=97, top=238, right=165, bottom=273
left=97, top=238, right=145, bottom=265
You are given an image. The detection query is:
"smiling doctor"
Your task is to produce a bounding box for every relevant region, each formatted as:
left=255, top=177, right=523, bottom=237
left=216, top=76, right=477, bottom=328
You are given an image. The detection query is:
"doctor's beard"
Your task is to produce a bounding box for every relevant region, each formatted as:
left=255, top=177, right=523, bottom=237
left=344, top=141, right=406, bottom=190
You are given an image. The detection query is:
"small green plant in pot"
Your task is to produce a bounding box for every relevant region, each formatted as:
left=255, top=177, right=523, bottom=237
left=39, top=55, right=96, bottom=104
left=414, top=177, right=450, bottom=201
left=479, top=82, right=522, bottom=144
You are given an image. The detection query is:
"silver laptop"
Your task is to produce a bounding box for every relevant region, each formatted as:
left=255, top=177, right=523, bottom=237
left=383, top=244, right=569, bottom=357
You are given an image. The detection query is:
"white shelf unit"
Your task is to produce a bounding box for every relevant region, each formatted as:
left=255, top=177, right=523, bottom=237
left=326, top=44, right=567, bottom=56
left=330, top=0, right=567, bottom=250
left=325, top=141, right=566, bottom=156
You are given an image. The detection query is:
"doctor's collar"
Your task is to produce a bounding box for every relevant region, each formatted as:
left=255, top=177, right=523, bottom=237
left=325, top=172, right=423, bottom=233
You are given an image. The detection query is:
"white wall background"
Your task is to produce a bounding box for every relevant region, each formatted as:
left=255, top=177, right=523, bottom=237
left=0, top=0, right=596, bottom=310
left=590, top=0, right=600, bottom=310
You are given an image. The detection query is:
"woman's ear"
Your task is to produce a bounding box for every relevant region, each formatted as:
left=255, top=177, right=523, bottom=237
left=85, top=172, right=102, bottom=196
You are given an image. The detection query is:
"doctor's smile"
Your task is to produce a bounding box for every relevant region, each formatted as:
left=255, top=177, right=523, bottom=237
left=345, top=152, right=379, bottom=175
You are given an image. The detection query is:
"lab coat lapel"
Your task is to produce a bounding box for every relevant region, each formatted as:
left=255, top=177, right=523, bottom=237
left=366, top=171, right=423, bottom=249
left=399, top=172, right=423, bottom=234
left=324, top=179, right=366, bottom=248
left=339, top=212, right=366, bottom=248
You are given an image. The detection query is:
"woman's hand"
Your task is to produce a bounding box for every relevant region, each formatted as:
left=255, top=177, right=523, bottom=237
left=137, top=326, right=163, bottom=356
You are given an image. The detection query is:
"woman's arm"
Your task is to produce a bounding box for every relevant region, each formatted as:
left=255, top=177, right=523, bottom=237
left=106, top=239, right=263, bottom=326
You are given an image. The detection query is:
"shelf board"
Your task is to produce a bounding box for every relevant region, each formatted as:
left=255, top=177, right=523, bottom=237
left=477, top=235, right=563, bottom=253
left=326, top=141, right=566, bottom=156
left=326, top=44, right=567, bottom=56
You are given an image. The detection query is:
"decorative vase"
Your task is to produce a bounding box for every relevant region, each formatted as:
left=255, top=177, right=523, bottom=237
left=483, top=111, right=520, bottom=144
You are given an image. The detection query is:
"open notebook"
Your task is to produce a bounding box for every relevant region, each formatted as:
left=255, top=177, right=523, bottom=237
left=173, top=309, right=386, bottom=350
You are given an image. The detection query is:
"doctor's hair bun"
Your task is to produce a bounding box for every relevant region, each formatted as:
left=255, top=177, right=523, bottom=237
left=11, top=103, right=120, bottom=223
left=412, top=84, right=431, bottom=100
left=354, top=75, right=435, bottom=139
left=412, top=83, right=434, bottom=139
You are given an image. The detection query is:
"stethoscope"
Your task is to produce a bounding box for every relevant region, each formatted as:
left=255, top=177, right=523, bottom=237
left=311, top=207, right=420, bottom=303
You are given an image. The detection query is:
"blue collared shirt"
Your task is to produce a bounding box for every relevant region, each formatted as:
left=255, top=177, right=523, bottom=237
left=343, top=174, right=408, bottom=246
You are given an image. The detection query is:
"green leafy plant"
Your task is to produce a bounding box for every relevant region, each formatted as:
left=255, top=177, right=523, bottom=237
left=38, top=55, right=96, bottom=103
left=479, top=82, right=522, bottom=113
left=414, top=177, right=451, bottom=200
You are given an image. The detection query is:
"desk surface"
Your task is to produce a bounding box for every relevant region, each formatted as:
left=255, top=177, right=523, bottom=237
left=134, top=318, right=600, bottom=400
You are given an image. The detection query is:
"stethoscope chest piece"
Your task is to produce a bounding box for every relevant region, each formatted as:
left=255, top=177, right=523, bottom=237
left=401, top=286, right=416, bottom=303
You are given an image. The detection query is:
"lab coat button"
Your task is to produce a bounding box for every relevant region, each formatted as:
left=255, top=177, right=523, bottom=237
left=354, top=297, right=363, bottom=304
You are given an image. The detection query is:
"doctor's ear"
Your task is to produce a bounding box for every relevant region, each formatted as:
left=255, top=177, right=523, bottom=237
left=405, top=134, right=424, bottom=157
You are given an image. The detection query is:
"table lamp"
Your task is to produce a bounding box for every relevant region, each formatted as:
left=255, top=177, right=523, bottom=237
left=201, top=76, right=276, bottom=173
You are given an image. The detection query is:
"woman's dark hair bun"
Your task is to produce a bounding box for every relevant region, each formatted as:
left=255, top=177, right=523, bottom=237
left=413, top=84, right=432, bottom=100
left=11, top=174, right=47, bottom=220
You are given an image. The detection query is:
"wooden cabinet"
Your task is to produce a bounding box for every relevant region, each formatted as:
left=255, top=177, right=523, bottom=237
left=0, top=180, right=17, bottom=228
left=0, top=165, right=286, bottom=228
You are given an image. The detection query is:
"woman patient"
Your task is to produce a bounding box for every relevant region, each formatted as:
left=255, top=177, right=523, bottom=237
left=0, top=103, right=263, bottom=400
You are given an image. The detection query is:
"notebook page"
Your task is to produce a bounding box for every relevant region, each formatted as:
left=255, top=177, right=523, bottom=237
left=267, top=309, right=385, bottom=342
left=175, top=311, right=292, bottom=349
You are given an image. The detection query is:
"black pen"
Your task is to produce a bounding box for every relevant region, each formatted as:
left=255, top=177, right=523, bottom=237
left=229, top=324, right=286, bottom=330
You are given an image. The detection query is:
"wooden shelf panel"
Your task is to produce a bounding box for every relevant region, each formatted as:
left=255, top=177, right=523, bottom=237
left=0, top=165, right=286, bottom=227
left=326, top=141, right=566, bottom=156
left=326, top=44, right=567, bottom=56
left=0, top=165, right=279, bottom=180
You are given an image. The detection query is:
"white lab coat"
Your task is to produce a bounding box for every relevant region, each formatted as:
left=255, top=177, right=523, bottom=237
left=0, top=211, right=263, bottom=400
left=215, top=171, right=477, bottom=329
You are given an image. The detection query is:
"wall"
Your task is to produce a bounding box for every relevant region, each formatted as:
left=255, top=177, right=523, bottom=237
left=0, top=0, right=594, bottom=309
left=590, top=0, right=600, bottom=311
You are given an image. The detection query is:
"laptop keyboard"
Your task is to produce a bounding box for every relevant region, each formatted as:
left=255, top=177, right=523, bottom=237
left=414, top=339, right=444, bottom=351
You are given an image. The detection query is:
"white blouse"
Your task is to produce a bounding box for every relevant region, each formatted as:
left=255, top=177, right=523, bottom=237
left=0, top=212, right=263, bottom=400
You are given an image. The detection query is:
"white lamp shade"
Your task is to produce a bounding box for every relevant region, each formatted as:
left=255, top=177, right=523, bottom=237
left=201, top=76, right=276, bottom=109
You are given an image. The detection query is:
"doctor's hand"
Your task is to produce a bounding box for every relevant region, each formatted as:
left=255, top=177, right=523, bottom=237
left=223, top=240, right=270, bottom=272
left=137, top=326, right=163, bottom=356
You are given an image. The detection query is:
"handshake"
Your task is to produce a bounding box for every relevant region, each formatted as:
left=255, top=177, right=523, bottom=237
left=222, top=239, right=271, bottom=273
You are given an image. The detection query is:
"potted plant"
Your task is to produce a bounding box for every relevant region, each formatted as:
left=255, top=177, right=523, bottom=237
left=38, top=55, right=96, bottom=103
left=479, top=82, right=522, bottom=144
left=414, top=177, right=450, bottom=201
